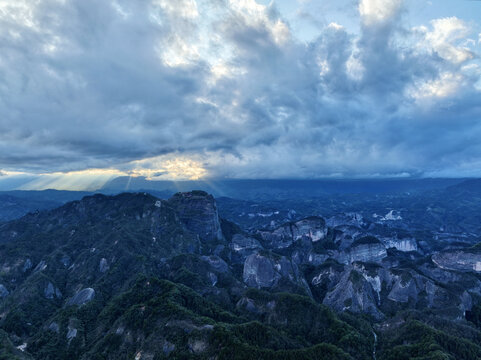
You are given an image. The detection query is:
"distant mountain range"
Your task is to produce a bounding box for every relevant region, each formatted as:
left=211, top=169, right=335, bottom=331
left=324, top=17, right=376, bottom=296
left=0, top=177, right=479, bottom=226
left=0, top=190, right=91, bottom=222
left=100, top=176, right=467, bottom=199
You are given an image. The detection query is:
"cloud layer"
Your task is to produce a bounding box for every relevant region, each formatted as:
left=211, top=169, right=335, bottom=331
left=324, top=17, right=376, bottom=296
left=0, top=0, right=480, bottom=186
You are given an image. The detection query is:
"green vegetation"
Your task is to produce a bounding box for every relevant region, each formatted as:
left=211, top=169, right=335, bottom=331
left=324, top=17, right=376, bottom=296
left=2, top=191, right=481, bottom=360
left=378, top=320, right=481, bottom=360
left=0, top=330, right=32, bottom=360
left=3, top=275, right=375, bottom=360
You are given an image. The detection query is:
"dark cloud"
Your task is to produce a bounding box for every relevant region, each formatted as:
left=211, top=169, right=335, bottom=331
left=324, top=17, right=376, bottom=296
left=0, top=0, right=480, bottom=181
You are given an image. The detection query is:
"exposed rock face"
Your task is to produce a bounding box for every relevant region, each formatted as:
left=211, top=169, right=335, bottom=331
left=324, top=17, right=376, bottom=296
left=258, top=217, right=327, bottom=250
left=200, top=255, right=229, bottom=273
left=258, top=225, right=295, bottom=249
left=43, top=283, right=52, bottom=298
left=22, top=258, right=32, bottom=272
left=417, top=262, right=463, bottom=284
left=333, top=225, right=363, bottom=250
left=162, top=342, right=175, bottom=355
left=34, top=260, right=47, bottom=272
left=383, top=237, right=418, bottom=252
left=311, top=263, right=344, bottom=289
left=48, top=322, right=60, bottom=333
left=242, top=252, right=305, bottom=292
left=207, top=272, right=218, bottom=286
left=236, top=293, right=277, bottom=317
left=333, top=237, right=387, bottom=264
left=323, top=268, right=383, bottom=320
left=67, top=326, right=77, bottom=340
left=377, top=210, right=402, bottom=221
left=230, top=234, right=263, bottom=263
left=387, top=275, right=421, bottom=303
left=291, top=217, right=327, bottom=242
left=289, top=236, right=321, bottom=266
left=432, top=250, right=481, bottom=272
left=348, top=242, right=387, bottom=263
left=67, top=288, right=95, bottom=306
left=168, top=191, right=223, bottom=243
left=243, top=253, right=281, bottom=288
left=305, top=252, right=330, bottom=266
left=236, top=296, right=261, bottom=314
left=327, top=213, right=366, bottom=228
left=0, top=284, right=9, bottom=298
left=310, top=261, right=345, bottom=302
left=310, top=257, right=475, bottom=320
left=44, top=282, right=62, bottom=299
left=60, top=255, right=71, bottom=267
left=386, top=270, right=457, bottom=310
left=99, top=258, right=109, bottom=273
left=188, top=338, right=208, bottom=354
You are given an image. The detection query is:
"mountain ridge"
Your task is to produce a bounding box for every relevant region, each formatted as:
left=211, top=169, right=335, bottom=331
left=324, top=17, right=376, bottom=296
left=1, top=191, right=481, bottom=359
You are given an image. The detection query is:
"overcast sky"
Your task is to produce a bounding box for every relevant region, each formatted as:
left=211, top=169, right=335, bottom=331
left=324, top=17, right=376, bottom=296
left=0, top=0, right=480, bottom=190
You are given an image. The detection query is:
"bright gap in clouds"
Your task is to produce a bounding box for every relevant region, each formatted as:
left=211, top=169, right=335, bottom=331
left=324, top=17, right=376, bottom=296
left=10, top=157, right=209, bottom=191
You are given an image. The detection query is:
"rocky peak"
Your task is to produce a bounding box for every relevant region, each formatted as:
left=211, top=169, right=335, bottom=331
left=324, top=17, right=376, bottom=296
left=327, top=212, right=367, bottom=228
left=346, top=236, right=387, bottom=264
left=257, top=216, right=328, bottom=250
left=167, top=191, right=223, bottom=244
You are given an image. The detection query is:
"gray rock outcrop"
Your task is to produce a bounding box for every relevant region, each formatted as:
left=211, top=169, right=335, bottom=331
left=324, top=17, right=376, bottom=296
left=201, top=255, right=229, bottom=273
left=243, top=253, right=282, bottom=288
left=34, top=260, right=47, bottom=272
left=349, top=242, right=387, bottom=263
left=23, top=258, right=32, bottom=272
left=168, top=191, right=223, bottom=243
left=99, top=258, right=109, bottom=273
left=323, top=268, right=384, bottom=320
left=382, top=237, right=418, bottom=252
left=67, top=288, right=95, bottom=306
left=334, top=237, right=387, bottom=264
left=67, top=326, right=77, bottom=341
left=327, top=213, right=366, bottom=228
left=44, top=282, right=62, bottom=299
left=242, top=252, right=309, bottom=294
left=432, top=250, right=481, bottom=272
left=230, top=234, right=263, bottom=263
left=0, top=284, right=9, bottom=298
left=48, top=322, right=60, bottom=333
left=258, top=217, right=327, bottom=250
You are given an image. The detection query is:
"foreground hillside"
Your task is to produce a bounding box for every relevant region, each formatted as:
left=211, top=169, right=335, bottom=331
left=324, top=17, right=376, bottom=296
left=0, top=191, right=481, bottom=359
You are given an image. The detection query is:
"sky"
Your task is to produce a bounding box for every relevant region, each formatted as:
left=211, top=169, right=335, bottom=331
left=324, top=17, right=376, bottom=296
left=0, top=0, right=481, bottom=190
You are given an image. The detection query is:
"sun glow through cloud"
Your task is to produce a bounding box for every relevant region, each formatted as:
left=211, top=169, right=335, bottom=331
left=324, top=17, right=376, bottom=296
left=7, top=156, right=209, bottom=191
left=128, top=156, right=208, bottom=181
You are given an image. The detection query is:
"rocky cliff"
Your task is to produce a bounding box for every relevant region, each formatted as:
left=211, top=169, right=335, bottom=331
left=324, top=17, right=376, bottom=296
left=0, top=191, right=481, bottom=359
left=432, top=249, right=481, bottom=272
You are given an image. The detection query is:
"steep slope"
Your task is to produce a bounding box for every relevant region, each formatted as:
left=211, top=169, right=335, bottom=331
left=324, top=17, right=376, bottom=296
left=0, top=192, right=374, bottom=359
left=2, top=191, right=481, bottom=359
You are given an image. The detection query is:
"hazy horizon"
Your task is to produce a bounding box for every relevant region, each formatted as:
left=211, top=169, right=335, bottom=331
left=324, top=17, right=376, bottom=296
left=0, top=175, right=472, bottom=192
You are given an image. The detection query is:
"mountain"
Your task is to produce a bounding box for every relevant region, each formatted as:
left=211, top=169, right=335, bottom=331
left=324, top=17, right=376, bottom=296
left=0, top=192, right=372, bottom=359
left=101, top=177, right=466, bottom=199
left=1, top=191, right=481, bottom=359
left=0, top=190, right=91, bottom=222
left=447, top=178, right=481, bottom=195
